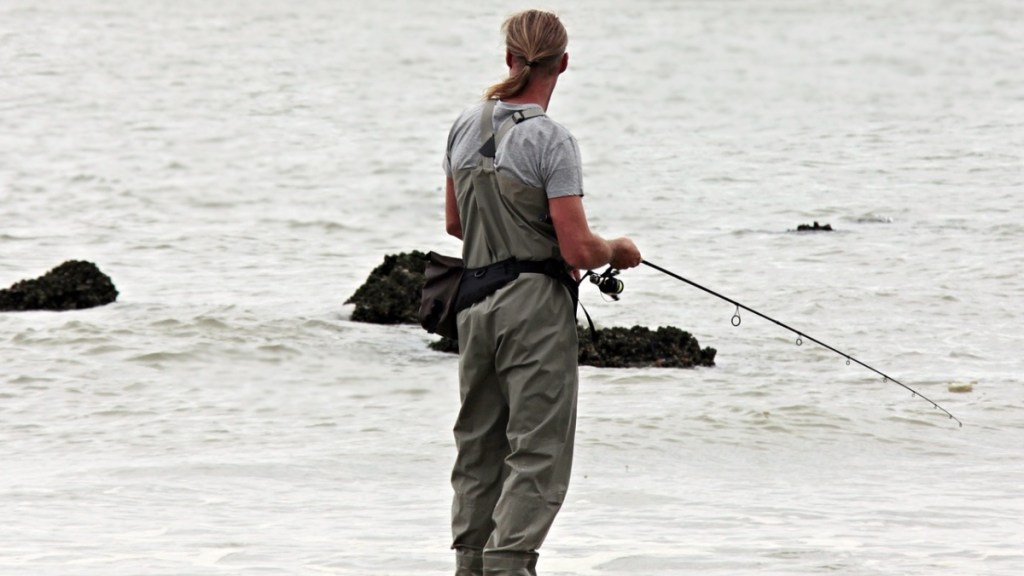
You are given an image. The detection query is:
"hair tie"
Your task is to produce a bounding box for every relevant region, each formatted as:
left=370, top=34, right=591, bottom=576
left=526, top=59, right=540, bottom=67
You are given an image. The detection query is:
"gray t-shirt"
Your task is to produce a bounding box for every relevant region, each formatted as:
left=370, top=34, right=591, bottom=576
left=443, top=100, right=583, bottom=199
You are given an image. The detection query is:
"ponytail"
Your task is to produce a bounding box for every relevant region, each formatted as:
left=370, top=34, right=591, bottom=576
left=483, top=10, right=568, bottom=101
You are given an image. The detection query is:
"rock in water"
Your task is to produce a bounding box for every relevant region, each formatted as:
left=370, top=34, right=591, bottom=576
left=345, top=251, right=427, bottom=324
left=578, top=325, right=716, bottom=368
left=0, top=260, right=119, bottom=311
left=795, top=221, right=833, bottom=232
left=430, top=325, right=717, bottom=369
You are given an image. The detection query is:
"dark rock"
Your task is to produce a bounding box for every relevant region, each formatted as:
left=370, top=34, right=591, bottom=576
left=796, top=221, right=833, bottom=232
left=0, top=260, right=118, bottom=312
left=577, top=325, right=716, bottom=368
left=429, top=336, right=459, bottom=354
left=429, top=325, right=716, bottom=369
left=345, top=251, right=427, bottom=324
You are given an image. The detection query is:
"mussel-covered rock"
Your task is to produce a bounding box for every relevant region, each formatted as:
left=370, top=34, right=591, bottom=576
left=578, top=325, right=716, bottom=368
left=430, top=326, right=716, bottom=368
left=0, top=260, right=118, bottom=312
left=345, top=251, right=427, bottom=324
left=795, top=221, right=833, bottom=232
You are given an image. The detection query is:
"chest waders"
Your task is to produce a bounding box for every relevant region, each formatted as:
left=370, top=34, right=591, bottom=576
left=450, top=100, right=580, bottom=576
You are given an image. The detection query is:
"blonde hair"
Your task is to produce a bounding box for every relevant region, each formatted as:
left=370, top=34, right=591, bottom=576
left=484, top=10, right=568, bottom=101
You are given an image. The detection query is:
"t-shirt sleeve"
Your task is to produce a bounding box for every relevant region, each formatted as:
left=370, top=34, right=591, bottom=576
left=542, top=135, right=584, bottom=199
left=442, top=123, right=456, bottom=178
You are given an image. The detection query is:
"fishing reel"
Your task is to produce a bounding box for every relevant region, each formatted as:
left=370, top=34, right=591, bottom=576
left=589, top=266, right=624, bottom=300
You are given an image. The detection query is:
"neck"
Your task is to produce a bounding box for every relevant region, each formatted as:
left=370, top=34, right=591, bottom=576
left=502, top=67, right=558, bottom=111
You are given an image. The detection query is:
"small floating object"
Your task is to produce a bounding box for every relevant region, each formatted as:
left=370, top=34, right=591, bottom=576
left=947, top=381, right=975, bottom=393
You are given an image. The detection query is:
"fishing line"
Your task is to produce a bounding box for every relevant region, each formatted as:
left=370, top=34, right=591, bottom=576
left=635, top=259, right=962, bottom=427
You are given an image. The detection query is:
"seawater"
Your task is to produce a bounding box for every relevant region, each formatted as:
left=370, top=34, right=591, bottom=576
left=1, top=1, right=1022, bottom=575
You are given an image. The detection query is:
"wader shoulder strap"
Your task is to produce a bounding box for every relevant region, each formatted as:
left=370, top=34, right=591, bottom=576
left=478, top=99, right=497, bottom=159
left=495, top=107, right=545, bottom=145
left=478, top=102, right=545, bottom=159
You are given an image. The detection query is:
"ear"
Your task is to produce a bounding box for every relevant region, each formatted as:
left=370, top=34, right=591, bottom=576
left=559, top=52, right=569, bottom=74
left=506, top=49, right=515, bottom=69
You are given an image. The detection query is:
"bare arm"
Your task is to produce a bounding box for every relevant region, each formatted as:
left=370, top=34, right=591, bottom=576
left=549, top=195, right=640, bottom=271
left=445, top=176, right=462, bottom=239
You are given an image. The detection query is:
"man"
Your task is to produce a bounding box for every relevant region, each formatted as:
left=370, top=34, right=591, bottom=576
left=442, top=9, right=642, bottom=576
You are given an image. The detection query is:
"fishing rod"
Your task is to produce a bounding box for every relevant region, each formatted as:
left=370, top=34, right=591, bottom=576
left=588, top=260, right=962, bottom=427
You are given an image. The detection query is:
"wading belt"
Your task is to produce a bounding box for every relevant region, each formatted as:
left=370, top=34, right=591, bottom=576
left=454, top=257, right=578, bottom=315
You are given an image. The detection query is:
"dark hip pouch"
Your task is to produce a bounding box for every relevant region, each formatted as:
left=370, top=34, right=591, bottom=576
left=455, top=257, right=577, bottom=315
